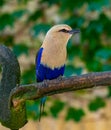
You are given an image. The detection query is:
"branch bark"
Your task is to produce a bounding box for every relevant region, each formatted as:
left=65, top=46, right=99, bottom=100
left=10, top=71, right=111, bottom=107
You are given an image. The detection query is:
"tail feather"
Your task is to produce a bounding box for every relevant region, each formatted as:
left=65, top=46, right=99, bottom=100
left=39, top=97, right=47, bottom=121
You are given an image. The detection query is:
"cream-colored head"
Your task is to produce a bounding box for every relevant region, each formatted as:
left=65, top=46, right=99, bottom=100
left=42, top=24, right=80, bottom=47
left=41, top=24, right=80, bottom=69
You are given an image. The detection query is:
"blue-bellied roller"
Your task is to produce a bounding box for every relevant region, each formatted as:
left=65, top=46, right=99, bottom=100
left=35, top=24, right=80, bottom=120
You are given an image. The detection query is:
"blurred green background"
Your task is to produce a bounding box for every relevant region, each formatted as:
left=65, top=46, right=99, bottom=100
left=0, top=0, right=111, bottom=123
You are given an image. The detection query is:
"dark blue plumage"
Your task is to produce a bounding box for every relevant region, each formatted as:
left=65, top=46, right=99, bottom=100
left=36, top=47, right=65, bottom=120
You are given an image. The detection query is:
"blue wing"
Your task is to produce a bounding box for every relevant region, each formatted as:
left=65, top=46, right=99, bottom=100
left=35, top=47, right=44, bottom=82
left=36, top=47, right=65, bottom=120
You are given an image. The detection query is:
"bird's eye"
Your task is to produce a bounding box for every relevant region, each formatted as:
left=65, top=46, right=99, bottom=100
left=59, top=29, right=69, bottom=33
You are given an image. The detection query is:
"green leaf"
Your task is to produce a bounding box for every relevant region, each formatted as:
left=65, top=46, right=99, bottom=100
left=88, top=97, right=106, bottom=111
left=67, top=42, right=81, bottom=60
left=50, top=100, right=65, bottom=118
left=65, top=65, right=75, bottom=76
left=0, top=35, right=14, bottom=46
left=65, top=16, right=85, bottom=28
left=66, top=107, right=85, bottom=122
left=21, top=65, right=35, bottom=84
left=85, top=20, right=103, bottom=36
left=102, top=64, right=111, bottom=71
left=0, top=13, right=14, bottom=31
left=65, top=65, right=82, bottom=76
left=0, top=0, right=5, bottom=6
left=88, top=0, right=110, bottom=11
left=12, top=9, right=27, bottom=19
left=40, top=0, right=60, bottom=6
left=95, top=49, right=111, bottom=60
left=17, top=0, right=30, bottom=4
left=107, top=86, right=111, bottom=97
left=13, top=44, right=29, bottom=57
left=31, top=24, right=51, bottom=37
left=99, top=13, right=111, bottom=36
left=60, top=0, right=84, bottom=12
left=27, top=9, right=43, bottom=22
left=26, top=101, right=39, bottom=120
left=86, top=60, right=102, bottom=71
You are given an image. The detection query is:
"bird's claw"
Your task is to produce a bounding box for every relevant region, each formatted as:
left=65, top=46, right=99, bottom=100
left=57, top=76, right=63, bottom=81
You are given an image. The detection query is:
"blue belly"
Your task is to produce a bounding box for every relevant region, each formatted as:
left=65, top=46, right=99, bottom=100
left=36, top=63, right=65, bottom=82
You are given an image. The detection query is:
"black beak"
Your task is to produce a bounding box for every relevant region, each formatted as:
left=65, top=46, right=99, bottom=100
left=68, top=29, right=80, bottom=34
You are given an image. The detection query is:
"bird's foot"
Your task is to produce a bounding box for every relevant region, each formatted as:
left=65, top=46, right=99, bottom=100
left=57, top=76, right=63, bottom=81
left=43, top=79, right=49, bottom=87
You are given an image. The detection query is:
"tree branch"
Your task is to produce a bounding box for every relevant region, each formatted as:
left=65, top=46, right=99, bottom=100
left=10, top=71, right=111, bottom=107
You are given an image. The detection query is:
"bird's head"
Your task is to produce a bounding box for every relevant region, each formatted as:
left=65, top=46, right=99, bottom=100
left=43, top=24, right=80, bottom=46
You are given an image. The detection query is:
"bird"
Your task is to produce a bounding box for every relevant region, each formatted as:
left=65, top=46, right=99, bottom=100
left=35, top=24, right=80, bottom=121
